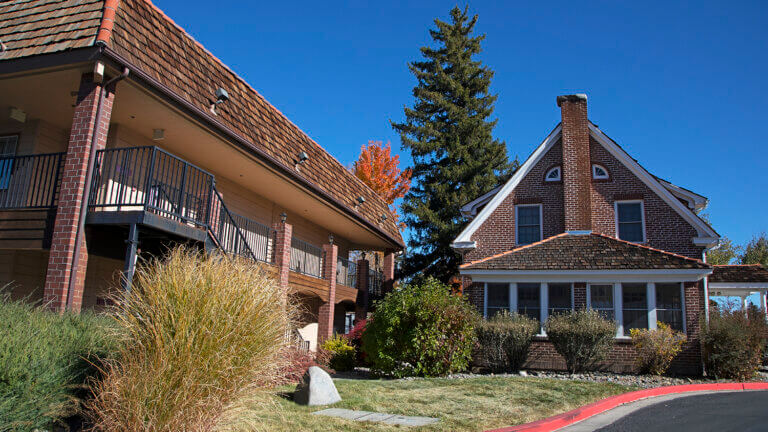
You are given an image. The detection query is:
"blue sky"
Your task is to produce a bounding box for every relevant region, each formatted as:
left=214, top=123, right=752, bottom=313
left=156, top=0, right=767, bottom=249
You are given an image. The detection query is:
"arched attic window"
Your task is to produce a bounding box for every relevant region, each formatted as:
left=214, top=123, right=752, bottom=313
left=545, top=166, right=561, bottom=182
left=592, top=164, right=609, bottom=180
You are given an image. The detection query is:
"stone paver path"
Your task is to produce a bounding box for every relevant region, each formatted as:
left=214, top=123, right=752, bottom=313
left=312, top=408, right=439, bottom=427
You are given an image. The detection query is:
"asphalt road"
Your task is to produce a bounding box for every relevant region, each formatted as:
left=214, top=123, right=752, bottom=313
left=595, top=391, right=768, bottom=432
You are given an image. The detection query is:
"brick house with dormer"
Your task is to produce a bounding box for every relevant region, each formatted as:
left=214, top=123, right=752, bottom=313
left=452, top=94, right=727, bottom=374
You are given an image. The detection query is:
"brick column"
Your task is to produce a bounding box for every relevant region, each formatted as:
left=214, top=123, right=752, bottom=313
left=557, top=94, right=592, bottom=232
left=272, top=220, right=292, bottom=296
left=43, top=74, right=116, bottom=312
left=573, top=282, right=587, bottom=309
left=354, top=258, right=369, bottom=321
left=318, top=243, right=338, bottom=344
left=383, top=251, right=395, bottom=294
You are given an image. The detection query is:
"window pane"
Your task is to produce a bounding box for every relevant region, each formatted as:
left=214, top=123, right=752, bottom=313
left=518, top=226, right=540, bottom=244
left=656, top=283, right=683, bottom=331
left=548, top=283, right=571, bottom=315
left=619, top=222, right=643, bottom=242
left=518, top=207, right=540, bottom=225
left=590, top=285, right=613, bottom=309
left=518, top=283, right=540, bottom=321
left=622, top=283, right=648, bottom=333
left=617, top=202, right=642, bottom=222
left=487, top=283, right=509, bottom=309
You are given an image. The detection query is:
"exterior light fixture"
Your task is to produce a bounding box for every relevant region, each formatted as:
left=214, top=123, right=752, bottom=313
left=280, top=212, right=287, bottom=223
left=381, top=213, right=388, bottom=221
left=152, top=129, right=165, bottom=141
left=295, top=151, right=309, bottom=171
left=356, top=196, right=366, bottom=205
left=328, top=234, right=334, bottom=245
left=210, top=87, right=230, bottom=114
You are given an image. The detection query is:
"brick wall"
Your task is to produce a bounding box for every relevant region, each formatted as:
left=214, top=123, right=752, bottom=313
left=559, top=95, right=592, bottom=232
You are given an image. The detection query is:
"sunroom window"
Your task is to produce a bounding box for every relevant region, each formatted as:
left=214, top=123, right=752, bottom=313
left=516, top=205, right=542, bottom=245
left=589, top=284, right=615, bottom=320
left=616, top=201, right=645, bottom=242
left=622, top=283, right=648, bottom=334
left=655, top=283, right=683, bottom=331
left=548, top=283, right=572, bottom=316
left=517, top=283, right=540, bottom=321
left=486, top=283, right=509, bottom=318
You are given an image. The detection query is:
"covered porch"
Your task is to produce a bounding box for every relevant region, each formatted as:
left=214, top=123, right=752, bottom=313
left=708, top=264, right=768, bottom=315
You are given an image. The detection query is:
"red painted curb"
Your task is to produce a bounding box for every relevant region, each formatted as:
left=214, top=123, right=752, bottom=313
left=486, top=382, right=768, bottom=432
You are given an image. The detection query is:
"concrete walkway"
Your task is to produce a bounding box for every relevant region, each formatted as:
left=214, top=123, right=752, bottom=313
left=312, top=408, right=439, bottom=427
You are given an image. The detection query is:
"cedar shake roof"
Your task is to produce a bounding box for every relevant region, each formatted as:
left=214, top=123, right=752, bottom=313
left=0, top=0, right=403, bottom=247
left=710, top=265, right=768, bottom=284
left=460, top=233, right=711, bottom=271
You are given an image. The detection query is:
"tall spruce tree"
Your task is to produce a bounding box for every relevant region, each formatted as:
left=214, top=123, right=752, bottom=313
left=392, top=6, right=511, bottom=282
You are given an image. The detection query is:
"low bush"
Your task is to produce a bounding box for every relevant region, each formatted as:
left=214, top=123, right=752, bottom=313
left=630, top=322, right=687, bottom=375
left=701, top=307, right=768, bottom=380
left=88, top=247, right=296, bottom=431
left=321, top=335, right=356, bottom=372
left=0, top=294, right=116, bottom=431
left=476, top=312, right=539, bottom=372
left=545, top=309, right=616, bottom=374
left=362, top=277, right=479, bottom=377
left=277, top=346, right=333, bottom=384
left=346, top=318, right=368, bottom=363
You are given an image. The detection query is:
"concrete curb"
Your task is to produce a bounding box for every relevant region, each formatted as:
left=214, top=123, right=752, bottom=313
left=486, top=382, right=768, bottom=432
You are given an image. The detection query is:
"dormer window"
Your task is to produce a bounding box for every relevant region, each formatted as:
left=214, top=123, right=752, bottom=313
left=545, top=166, right=561, bottom=182
left=592, top=164, right=609, bottom=180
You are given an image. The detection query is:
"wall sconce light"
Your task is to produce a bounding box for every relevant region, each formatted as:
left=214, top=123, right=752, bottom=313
left=328, top=234, right=334, bottom=245
left=280, top=212, right=287, bottom=224
left=152, top=129, right=165, bottom=141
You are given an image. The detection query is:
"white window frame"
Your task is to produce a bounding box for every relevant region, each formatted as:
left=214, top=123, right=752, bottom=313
left=592, top=164, right=609, bottom=179
left=545, top=166, right=561, bottom=182
left=515, top=204, right=543, bottom=246
left=614, top=200, right=646, bottom=243
left=654, top=282, right=686, bottom=333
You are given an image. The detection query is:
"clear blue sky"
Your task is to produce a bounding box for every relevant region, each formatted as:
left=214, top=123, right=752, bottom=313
left=156, top=0, right=767, bottom=249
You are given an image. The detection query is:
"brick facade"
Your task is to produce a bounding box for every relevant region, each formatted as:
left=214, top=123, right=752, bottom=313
left=272, top=220, right=293, bottom=299
left=43, top=74, right=115, bottom=312
left=317, top=243, right=338, bottom=344
left=559, top=95, right=592, bottom=232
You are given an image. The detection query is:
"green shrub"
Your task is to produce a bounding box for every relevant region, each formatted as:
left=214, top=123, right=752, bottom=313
left=362, top=277, right=479, bottom=377
left=630, top=322, right=687, bottom=375
left=701, top=307, right=768, bottom=380
left=0, top=294, right=116, bottom=431
left=88, top=247, right=296, bottom=431
left=321, top=335, right=356, bottom=372
left=476, top=311, right=539, bottom=372
left=545, top=309, right=616, bottom=374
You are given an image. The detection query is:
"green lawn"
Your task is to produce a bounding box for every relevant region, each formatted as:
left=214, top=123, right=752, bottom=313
left=253, top=376, right=631, bottom=431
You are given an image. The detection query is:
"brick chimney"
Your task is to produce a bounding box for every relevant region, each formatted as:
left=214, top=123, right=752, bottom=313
left=557, top=94, right=592, bottom=232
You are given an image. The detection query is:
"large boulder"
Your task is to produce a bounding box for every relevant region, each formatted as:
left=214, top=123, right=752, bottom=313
left=294, top=366, right=341, bottom=406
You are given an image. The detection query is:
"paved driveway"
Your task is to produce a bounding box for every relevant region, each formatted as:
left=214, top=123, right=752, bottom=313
left=561, top=391, right=768, bottom=432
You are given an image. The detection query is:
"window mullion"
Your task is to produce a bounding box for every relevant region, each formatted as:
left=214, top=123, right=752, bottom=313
left=483, top=282, right=488, bottom=319
left=540, top=282, right=548, bottom=334
left=614, top=283, right=623, bottom=337
left=509, top=283, right=517, bottom=314
left=648, top=282, right=657, bottom=330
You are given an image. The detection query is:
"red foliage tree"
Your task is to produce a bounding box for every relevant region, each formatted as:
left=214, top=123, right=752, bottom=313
left=353, top=140, right=412, bottom=229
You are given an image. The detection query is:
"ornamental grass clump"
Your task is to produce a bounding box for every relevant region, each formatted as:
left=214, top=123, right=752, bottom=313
left=701, top=306, right=768, bottom=380
left=362, top=277, right=479, bottom=377
left=545, top=309, right=616, bottom=374
left=630, top=322, right=687, bottom=375
left=0, top=294, right=116, bottom=430
left=476, top=311, right=539, bottom=372
left=88, top=247, right=296, bottom=431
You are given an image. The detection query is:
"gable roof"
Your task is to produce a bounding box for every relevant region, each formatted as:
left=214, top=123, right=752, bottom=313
left=710, top=264, right=768, bottom=284
left=0, top=0, right=403, bottom=247
left=451, top=121, right=718, bottom=249
left=460, top=232, right=711, bottom=271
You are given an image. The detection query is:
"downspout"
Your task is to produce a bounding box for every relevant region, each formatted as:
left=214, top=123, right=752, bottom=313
left=64, top=66, right=129, bottom=311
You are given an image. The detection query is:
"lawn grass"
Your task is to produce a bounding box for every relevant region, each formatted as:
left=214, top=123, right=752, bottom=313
left=254, top=376, right=632, bottom=431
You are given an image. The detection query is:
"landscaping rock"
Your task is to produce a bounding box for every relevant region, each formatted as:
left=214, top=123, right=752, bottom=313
left=294, top=366, right=342, bottom=406
left=518, top=370, right=528, bottom=377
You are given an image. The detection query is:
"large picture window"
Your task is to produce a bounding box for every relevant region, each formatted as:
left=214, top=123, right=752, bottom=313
left=548, top=283, right=572, bottom=316
left=589, top=284, right=615, bottom=320
left=517, top=283, right=540, bottom=321
left=615, top=201, right=645, bottom=242
left=622, top=283, right=648, bottom=333
left=516, top=204, right=542, bottom=245
left=655, top=283, right=683, bottom=331
left=486, top=283, right=509, bottom=318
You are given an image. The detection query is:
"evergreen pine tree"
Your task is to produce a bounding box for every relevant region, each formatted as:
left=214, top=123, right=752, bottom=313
left=392, top=6, right=511, bottom=281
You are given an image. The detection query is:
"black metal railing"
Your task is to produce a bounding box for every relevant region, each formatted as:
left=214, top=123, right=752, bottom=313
left=0, top=152, right=64, bottom=209
left=208, top=187, right=258, bottom=262
left=368, top=269, right=384, bottom=300
left=90, top=146, right=214, bottom=229
left=227, top=211, right=273, bottom=263
left=337, top=257, right=357, bottom=287
left=290, top=237, right=322, bottom=278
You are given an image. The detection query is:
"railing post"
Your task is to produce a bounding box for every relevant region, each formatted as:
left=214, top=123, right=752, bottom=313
left=177, top=161, right=187, bottom=221
left=318, top=242, right=338, bottom=344
left=143, top=147, right=157, bottom=212
left=355, top=258, right=369, bottom=321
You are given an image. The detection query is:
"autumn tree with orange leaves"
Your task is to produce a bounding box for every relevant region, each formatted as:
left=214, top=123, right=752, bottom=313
left=353, top=140, right=412, bottom=230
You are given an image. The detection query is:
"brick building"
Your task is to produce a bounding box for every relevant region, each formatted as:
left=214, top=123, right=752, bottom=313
left=0, top=0, right=402, bottom=350
left=453, top=94, right=767, bottom=374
